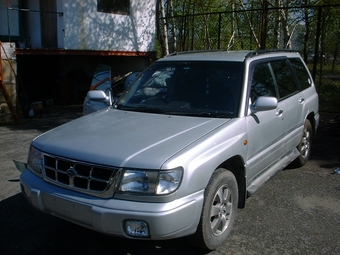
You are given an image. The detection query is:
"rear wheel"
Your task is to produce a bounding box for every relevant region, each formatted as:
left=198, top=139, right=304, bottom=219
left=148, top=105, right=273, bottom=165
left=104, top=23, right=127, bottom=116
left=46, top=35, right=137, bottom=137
left=292, top=119, right=312, bottom=167
left=188, top=168, right=238, bottom=250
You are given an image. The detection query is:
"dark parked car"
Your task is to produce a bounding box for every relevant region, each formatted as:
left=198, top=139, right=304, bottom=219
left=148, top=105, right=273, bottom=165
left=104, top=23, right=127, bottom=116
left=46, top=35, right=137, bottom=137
left=83, top=63, right=141, bottom=115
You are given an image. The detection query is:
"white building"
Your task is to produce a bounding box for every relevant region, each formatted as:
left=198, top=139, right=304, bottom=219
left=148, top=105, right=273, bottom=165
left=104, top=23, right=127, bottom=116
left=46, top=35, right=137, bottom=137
left=0, top=0, right=157, bottom=108
left=1, top=0, right=156, bottom=52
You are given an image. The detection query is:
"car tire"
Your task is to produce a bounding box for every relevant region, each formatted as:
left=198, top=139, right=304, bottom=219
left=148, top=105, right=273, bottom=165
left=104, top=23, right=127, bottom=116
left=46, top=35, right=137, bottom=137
left=292, top=119, right=313, bottom=167
left=188, top=168, right=238, bottom=250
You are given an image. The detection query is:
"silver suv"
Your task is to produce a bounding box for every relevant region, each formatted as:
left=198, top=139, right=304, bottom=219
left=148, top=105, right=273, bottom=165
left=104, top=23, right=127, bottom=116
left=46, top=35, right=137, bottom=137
left=20, top=50, right=319, bottom=250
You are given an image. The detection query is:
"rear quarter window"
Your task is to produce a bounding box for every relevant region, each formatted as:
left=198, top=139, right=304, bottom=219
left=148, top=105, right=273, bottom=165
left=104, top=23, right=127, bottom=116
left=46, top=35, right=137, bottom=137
left=289, top=58, right=312, bottom=90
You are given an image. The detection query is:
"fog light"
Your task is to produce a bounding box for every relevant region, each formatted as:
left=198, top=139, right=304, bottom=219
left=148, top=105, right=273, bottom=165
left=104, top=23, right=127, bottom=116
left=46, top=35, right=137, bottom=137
left=124, top=220, right=149, bottom=237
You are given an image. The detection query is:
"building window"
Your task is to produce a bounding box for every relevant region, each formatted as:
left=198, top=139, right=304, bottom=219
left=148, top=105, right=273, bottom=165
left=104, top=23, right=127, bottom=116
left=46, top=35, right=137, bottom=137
left=98, top=0, right=130, bottom=15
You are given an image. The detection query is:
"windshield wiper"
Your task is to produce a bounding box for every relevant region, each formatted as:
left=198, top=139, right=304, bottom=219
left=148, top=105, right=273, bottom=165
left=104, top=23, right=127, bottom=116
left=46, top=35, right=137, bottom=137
left=180, top=111, right=233, bottom=118
left=118, top=105, right=167, bottom=114
left=117, top=105, right=233, bottom=117
left=137, top=106, right=168, bottom=114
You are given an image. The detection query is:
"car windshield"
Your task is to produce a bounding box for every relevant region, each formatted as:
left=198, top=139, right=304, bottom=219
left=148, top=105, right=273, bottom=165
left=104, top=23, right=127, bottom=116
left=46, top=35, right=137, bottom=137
left=116, top=61, right=243, bottom=118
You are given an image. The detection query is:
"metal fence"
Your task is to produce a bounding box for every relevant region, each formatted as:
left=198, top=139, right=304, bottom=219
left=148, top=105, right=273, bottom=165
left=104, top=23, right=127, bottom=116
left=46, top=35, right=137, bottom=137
left=158, top=4, right=340, bottom=113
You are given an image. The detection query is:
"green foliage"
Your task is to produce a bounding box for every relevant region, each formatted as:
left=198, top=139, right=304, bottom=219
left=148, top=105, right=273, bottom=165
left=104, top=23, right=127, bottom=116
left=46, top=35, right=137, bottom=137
left=158, top=0, right=340, bottom=112
left=318, top=81, right=340, bottom=113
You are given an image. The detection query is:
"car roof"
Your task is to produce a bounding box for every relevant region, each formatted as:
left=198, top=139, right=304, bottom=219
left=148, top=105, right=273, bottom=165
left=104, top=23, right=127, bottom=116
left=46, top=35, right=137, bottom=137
left=157, top=49, right=301, bottom=62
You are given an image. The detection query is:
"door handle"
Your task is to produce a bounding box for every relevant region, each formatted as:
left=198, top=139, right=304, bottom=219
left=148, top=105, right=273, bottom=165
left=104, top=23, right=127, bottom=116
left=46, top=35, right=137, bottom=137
left=275, top=108, right=283, bottom=116
left=299, top=97, right=305, bottom=104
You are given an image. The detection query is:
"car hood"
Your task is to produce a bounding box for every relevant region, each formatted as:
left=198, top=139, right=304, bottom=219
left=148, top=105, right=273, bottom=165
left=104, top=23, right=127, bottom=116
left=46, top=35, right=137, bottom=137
left=33, top=108, right=230, bottom=169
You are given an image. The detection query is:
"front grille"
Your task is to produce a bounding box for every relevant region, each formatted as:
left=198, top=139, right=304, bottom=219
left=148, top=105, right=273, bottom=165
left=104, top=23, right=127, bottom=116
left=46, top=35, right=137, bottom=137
left=43, top=154, right=121, bottom=198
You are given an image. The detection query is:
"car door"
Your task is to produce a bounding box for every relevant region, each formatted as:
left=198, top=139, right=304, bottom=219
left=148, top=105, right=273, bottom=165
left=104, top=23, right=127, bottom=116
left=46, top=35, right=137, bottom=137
left=270, top=59, right=304, bottom=152
left=246, top=60, right=286, bottom=184
left=287, top=57, right=318, bottom=149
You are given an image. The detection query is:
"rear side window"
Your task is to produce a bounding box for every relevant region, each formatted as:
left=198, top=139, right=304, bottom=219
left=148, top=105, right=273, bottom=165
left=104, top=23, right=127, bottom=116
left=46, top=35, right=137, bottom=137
left=289, top=58, right=312, bottom=90
left=270, top=60, right=299, bottom=99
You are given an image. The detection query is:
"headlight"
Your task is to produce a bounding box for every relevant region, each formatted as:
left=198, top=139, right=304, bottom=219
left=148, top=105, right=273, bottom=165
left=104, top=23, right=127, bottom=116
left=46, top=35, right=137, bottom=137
left=119, top=167, right=183, bottom=195
left=27, top=145, right=43, bottom=175
left=157, top=170, right=183, bottom=194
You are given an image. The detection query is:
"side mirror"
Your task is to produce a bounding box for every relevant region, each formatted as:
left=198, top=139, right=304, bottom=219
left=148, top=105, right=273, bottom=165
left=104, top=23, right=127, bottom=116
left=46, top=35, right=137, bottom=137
left=87, top=90, right=111, bottom=103
left=83, top=90, right=112, bottom=116
left=251, top=96, right=277, bottom=113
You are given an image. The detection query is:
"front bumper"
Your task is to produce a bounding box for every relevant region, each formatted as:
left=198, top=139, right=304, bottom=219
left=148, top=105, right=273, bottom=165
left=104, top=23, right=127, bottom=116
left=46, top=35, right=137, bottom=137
left=20, top=169, right=203, bottom=239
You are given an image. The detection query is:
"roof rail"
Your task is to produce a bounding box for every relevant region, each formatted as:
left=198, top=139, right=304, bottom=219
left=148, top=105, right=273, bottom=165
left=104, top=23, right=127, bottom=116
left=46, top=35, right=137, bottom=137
left=165, top=49, right=224, bottom=57
left=245, top=49, right=296, bottom=58
left=166, top=48, right=297, bottom=59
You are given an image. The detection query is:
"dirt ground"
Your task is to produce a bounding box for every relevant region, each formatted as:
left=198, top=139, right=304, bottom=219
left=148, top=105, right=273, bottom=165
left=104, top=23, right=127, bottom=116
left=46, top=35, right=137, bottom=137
left=0, top=105, right=339, bottom=255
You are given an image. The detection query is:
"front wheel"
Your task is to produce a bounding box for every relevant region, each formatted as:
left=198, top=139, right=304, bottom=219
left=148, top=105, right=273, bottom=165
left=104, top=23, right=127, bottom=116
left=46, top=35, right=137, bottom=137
left=188, top=168, right=238, bottom=250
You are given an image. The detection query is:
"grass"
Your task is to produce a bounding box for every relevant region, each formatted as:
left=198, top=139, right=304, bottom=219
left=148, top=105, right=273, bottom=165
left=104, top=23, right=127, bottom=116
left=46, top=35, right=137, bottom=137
left=309, top=63, right=340, bottom=113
